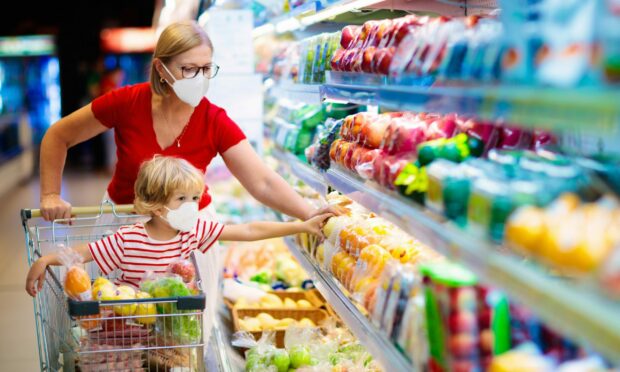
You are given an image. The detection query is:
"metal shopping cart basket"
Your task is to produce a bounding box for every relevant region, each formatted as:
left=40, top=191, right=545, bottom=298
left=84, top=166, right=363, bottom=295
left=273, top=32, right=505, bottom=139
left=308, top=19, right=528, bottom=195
left=21, top=201, right=207, bottom=371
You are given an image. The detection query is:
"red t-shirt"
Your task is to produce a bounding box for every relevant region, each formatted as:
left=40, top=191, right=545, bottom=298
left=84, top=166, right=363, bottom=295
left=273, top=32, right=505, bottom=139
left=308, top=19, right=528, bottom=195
left=91, top=82, right=246, bottom=209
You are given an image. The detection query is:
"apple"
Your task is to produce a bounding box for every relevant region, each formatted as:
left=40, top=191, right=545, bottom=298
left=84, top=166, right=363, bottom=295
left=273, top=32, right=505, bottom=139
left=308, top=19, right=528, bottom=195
left=448, top=311, right=477, bottom=333
left=271, top=349, right=290, bottom=372
left=289, top=345, right=312, bottom=369
left=350, top=146, right=369, bottom=171
left=361, top=46, right=377, bottom=73
left=343, top=143, right=359, bottom=170
left=387, top=119, right=427, bottom=155
left=337, top=141, right=353, bottom=166
left=331, top=48, right=346, bottom=71
left=340, top=25, right=360, bottom=49
left=478, top=308, right=492, bottom=329
left=356, top=148, right=382, bottom=179
left=375, top=19, right=394, bottom=47
left=351, top=48, right=364, bottom=72
left=426, top=117, right=457, bottom=140
left=448, top=333, right=477, bottom=358
left=168, top=260, right=196, bottom=283
left=371, top=47, right=395, bottom=75
left=341, top=115, right=354, bottom=140
left=113, top=285, right=137, bottom=316
left=480, top=329, right=494, bottom=353
left=531, top=129, right=556, bottom=150
left=461, top=119, right=499, bottom=154
left=360, top=116, right=390, bottom=149
left=341, top=49, right=358, bottom=72
left=329, top=139, right=342, bottom=161
left=351, top=113, right=370, bottom=141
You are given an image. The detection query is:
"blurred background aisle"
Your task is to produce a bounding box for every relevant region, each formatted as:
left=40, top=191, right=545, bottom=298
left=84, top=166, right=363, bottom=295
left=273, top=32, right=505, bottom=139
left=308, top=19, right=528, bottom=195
left=0, top=173, right=109, bottom=370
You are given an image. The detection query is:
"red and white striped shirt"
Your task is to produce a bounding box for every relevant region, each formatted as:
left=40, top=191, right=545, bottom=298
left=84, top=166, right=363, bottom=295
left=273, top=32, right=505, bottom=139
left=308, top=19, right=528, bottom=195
left=88, top=217, right=224, bottom=288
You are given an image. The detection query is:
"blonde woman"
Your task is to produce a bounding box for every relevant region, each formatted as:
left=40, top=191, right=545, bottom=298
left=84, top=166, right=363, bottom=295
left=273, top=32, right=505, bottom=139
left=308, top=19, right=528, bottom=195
left=37, top=20, right=337, bottom=350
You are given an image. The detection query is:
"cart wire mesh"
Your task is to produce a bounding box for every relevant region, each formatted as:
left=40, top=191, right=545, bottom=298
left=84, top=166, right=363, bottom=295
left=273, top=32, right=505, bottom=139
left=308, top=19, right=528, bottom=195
left=22, top=201, right=207, bottom=371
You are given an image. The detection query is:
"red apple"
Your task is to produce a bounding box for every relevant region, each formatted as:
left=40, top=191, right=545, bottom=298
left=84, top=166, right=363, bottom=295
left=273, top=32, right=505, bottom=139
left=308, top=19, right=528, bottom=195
left=361, top=47, right=377, bottom=73
left=531, top=129, right=557, bottom=150
left=360, top=116, right=390, bottom=149
left=375, top=19, right=393, bottom=48
left=331, top=48, right=346, bottom=71
left=351, top=49, right=364, bottom=72
left=358, top=21, right=379, bottom=48
left=384, top=157, right=410, bottom=189
left=341, top=49, right=358, bottom=72
left=351, top=113, right=371, bottom=141
left=478, top=308, right=492, bottom=329
left=350, top=146, right=369, bottom=171
left=448, top=312, right=477, bottom=333
left=386, top=118, right=427, bottom=155
left=343, top=143, right=359, bottom=170
left=449, top=333, right=477, bottom=358
left=341, top=115, right=355, bottom=140
left=338, top=141, right=353, bottom=166
left=480, top=329, right=494, bottom=354
left=329, top=139, right=343, bottom=161
left=426, top=117, right=457, bottom=140
left=340, top=25, right=359, bottom=49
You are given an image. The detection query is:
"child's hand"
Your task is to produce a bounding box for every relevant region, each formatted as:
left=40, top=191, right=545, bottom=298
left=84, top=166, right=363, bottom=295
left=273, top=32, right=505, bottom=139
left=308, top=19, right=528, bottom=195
left=303, top=213, right=333, bottom=237
left=26, top=259, right=48, bottom=297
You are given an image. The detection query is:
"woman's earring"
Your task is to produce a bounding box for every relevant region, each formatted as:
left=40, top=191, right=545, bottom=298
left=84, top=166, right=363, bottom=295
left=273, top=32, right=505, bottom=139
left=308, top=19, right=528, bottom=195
left=160, top=77, right=165, bottom=83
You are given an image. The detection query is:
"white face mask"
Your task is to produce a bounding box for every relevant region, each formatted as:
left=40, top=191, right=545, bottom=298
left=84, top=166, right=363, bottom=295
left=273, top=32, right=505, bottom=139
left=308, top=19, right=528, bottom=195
left=162, top=202, right=199, bottom=232
left=161, top=63, right=209, bottom=107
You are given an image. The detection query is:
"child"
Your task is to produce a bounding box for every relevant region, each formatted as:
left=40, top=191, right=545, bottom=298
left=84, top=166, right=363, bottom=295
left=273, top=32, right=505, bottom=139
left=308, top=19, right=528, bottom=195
left=26, top=155, right=331, bottom=295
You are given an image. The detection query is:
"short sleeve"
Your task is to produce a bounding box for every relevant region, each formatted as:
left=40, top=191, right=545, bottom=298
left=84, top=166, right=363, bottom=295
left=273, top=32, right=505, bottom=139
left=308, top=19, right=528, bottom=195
left=88, top=230, right=125, bottom=275
left=195, top=217, right=225, bottom=253
left=212, top=107, right=247, bottom=154
left=91, top=85, right=131, bottom=129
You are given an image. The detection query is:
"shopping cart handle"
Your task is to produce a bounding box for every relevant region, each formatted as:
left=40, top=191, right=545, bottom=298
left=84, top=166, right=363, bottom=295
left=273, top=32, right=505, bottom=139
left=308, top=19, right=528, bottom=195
left=21, top=204, right=135, bottom=220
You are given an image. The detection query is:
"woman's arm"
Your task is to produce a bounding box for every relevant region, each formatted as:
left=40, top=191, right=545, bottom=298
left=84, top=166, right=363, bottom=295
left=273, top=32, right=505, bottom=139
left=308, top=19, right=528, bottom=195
left=25, top=244, right=93, bottom=296
left=40, top=104, right=109, bottom=221
left=219, top=213, right=331, bottom=242
left=222, top=140, right=317, bottom=220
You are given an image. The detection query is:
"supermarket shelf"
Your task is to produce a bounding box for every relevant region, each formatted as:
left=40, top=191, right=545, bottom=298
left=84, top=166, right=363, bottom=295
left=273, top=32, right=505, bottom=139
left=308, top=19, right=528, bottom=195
left=321, top=72, right=620, bottom=134
left=274, top=149, right=329, bottom=196
left=253, top=0, right=497, bottom=38
left=282, top=236, right=415, bottom=372
left=271, top=83, right=323, bottom=105
left=273, top=150, right=620, bottom=363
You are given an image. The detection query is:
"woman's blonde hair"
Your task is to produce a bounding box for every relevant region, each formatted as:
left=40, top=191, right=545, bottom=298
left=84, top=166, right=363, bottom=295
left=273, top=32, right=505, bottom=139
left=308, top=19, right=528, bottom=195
left=150, top=20, right=214, bottom=96
left=134, top=155, right=205, bottom=215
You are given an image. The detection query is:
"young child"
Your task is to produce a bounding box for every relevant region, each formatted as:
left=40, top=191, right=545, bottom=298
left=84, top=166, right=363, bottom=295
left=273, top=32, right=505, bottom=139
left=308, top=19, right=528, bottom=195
left=26, top=155, right=331, bottom=295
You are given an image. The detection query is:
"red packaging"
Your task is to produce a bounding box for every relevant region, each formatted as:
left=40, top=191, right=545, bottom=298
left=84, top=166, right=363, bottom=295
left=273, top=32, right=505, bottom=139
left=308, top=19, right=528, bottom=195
left=331, top=48, right=346, bottom=71
left=382, top=117, right=428, bottom=155
left=375, top=19, right=394, bottom=48
left=340, top=25, right=360, bottom=49
left=355, top=148, right=383, bottom=179
left=361, top=47, right=377, bottom=73
left=359, top=114, right=391, bottom=149
left=426, top=117, right=458, bottom=140
left=496, top=126, right=533, bottom=150
left=343, top=143, right=361, bottom=170
left=459, top=119, right=500, bottom=155
left=531, top=130, right=557, bottom=150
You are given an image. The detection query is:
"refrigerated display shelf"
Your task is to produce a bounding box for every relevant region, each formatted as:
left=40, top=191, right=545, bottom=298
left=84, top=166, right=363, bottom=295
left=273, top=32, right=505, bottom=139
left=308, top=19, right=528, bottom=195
left=282, top=236, right=415, bottom=372
left=274, top=149, right=620, bottom=363
left=271, top=83, right=322, bottom=105
left=274, top=76, right=620, bottom=134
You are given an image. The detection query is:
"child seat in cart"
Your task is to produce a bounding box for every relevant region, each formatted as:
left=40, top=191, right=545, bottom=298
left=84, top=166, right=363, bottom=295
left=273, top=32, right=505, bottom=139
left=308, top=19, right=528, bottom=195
left=21, top=201, right=210, bottom=371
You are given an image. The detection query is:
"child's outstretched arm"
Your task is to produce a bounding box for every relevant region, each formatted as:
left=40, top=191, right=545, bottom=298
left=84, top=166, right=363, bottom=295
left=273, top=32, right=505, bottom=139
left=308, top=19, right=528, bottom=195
left=26, top=244, right=93, bottom=297
left=219, top=213, right=333, bottom=242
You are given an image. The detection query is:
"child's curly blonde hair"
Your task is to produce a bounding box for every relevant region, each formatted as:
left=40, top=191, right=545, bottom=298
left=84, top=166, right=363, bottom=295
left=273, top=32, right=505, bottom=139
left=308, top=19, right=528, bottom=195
left=133, top=155, right=205, bottom=215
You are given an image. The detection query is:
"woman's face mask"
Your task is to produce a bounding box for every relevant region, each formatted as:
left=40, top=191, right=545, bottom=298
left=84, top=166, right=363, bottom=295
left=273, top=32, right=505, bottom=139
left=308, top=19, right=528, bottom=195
left=161, top=62, right=209, bottom=107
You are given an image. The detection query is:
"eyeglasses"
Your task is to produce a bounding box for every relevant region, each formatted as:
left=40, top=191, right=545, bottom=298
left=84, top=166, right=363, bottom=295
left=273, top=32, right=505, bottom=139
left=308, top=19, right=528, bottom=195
left=180, top=64, right=220, bottom=79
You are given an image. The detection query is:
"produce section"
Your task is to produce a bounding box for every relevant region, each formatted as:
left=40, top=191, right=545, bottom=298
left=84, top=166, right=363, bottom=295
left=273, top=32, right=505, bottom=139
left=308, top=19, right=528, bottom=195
left=255, top=1, right=620, bottom=369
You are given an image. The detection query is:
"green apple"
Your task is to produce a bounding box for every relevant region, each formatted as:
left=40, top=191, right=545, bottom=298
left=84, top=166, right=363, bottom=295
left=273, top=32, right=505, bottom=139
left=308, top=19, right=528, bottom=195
left=289, top=345, right=311, bottom=369
left=271, top=349, right=290, bottom=372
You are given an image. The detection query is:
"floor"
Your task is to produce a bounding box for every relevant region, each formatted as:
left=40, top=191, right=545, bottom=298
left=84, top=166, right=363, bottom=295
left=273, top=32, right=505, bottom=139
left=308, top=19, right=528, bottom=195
left=0, top=171, right=111, bottom=371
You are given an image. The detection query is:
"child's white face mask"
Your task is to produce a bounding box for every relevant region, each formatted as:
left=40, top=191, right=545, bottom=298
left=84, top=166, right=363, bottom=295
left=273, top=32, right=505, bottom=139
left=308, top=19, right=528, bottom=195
left=163, top=202, right=199, bottom=232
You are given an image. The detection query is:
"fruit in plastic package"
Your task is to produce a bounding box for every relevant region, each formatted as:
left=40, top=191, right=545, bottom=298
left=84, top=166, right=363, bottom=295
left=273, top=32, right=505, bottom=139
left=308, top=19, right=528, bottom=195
left=113, top=285, right=137, bottom=316
left=272, top=349, right=291, bottom=372
left=77, top=314, right=101, bottom=330
left=92, top=277, right=116, bottom=301
left=167, top=259, right=196, bottom=283
left=134, top=291, right=156, bottom=325
left=298, top=318, right=316, bottom=327
left=65, top=266, right=92, bottom=301
left=505, top=206, right=546, bottom=254
left=289, top=345, right=312, bottom=369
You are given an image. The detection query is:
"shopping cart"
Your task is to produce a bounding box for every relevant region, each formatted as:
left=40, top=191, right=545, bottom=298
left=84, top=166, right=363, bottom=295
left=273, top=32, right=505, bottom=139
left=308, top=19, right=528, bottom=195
left=21, top=201, right=207, bottom=371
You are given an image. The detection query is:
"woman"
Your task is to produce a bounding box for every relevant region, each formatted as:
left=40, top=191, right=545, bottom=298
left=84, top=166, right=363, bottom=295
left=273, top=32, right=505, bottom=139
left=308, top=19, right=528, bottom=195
left=38, top=20, right=334, bottom=346
left=39, top=20, right=330, bottom=222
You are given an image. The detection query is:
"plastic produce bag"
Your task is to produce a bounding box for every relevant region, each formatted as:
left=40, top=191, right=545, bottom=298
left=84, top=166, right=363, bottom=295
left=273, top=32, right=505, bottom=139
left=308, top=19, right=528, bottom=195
left=58, top=244, right=92, bottom=301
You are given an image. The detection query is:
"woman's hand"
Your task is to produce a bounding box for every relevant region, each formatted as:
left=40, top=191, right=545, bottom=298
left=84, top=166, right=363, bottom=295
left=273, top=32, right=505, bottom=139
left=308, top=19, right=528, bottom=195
left=40, top=194, right=72, bottom=222
left=26, top=258, right=49, bottom=297
left=306, top=204, right=347, bottom=220
left=302, top=213, right=333, bottom=237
